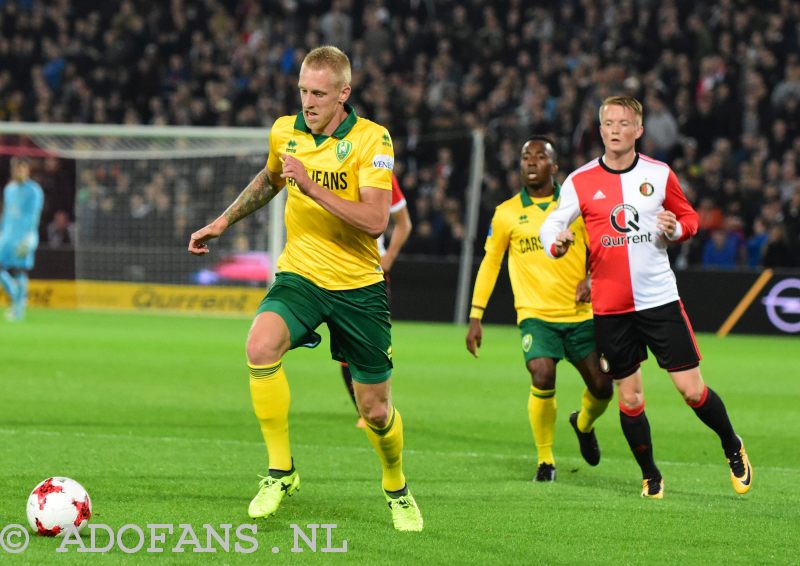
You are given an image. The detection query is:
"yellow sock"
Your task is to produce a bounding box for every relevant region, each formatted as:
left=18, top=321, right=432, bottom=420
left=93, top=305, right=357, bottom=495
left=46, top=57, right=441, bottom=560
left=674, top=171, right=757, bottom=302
left=529, top=386, right=556, bottom=465
left=576, top=387, right=612, bottom=433
left=249, top=361, right=292, bottom=471
left=364, top=407, right=406, bottom=492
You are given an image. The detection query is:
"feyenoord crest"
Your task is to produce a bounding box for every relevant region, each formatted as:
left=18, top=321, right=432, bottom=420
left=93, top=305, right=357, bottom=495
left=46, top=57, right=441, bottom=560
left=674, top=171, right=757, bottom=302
left=599, top=354, right=611, bottom=374
left=639, top=182, right=654, bottom=196
left=335, top=140, right=352, bottom=162
left=522, top=334, right=533, bottom=353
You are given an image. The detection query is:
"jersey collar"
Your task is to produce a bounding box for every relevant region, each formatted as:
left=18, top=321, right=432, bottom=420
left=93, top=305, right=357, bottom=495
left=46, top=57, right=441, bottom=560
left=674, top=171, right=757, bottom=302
left=520, top=182, right=560, bottom=210
left=599, top=153, right=639, bottom=174
left=293, top=103, right=358, bottom=143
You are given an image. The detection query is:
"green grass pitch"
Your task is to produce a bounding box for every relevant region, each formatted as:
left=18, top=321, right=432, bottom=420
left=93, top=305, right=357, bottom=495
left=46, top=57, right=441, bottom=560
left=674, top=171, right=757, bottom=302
left=1, top=309, right=798, bottom=564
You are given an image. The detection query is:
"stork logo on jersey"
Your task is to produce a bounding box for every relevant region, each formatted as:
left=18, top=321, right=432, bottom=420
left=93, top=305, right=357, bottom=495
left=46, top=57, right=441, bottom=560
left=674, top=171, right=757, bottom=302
left=599, top=354, right=610, bottom=374
left=639, top=182, right=654, bottom=196
left=519, top=214, right=529, bottom=224
left=286, top=139, right=298, bottom=153
left=762, top=278, right=800, bottom=333
left=382, top=133, right=392, bottom=147
left=335, top=140, right=352, bottom=162
left=522, top=334, right=533, bottom=353
left=610, top=203, right=640, bottom=233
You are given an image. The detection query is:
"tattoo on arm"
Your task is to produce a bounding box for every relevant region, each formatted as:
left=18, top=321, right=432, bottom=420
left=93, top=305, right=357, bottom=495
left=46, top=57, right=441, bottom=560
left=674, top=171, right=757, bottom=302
left=222, top=169, right=279, bottom=226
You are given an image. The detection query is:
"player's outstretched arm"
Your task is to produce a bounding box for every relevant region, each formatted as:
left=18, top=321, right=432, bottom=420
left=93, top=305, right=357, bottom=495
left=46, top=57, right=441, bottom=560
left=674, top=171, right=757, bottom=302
left=188, top=166, right=282, bottom=255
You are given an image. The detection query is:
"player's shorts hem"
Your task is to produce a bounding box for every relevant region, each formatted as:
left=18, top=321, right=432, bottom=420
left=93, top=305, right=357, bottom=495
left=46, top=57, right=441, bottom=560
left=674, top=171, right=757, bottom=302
left=519, top=318, right=594, bottom=364
left=256, top=298, right=322, bottom=350
left=348, top=365, right=392, bottom=384
left=611, top=362, right=643, bottom=380
left=665, top=361, right=700, bottom=373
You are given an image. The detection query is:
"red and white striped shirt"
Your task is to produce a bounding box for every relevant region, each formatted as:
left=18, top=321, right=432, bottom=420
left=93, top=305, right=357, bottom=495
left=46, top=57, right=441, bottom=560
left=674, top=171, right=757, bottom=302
left=540, top=154, right=699, bottom=315
left=377, top=173, right=407, bottom=256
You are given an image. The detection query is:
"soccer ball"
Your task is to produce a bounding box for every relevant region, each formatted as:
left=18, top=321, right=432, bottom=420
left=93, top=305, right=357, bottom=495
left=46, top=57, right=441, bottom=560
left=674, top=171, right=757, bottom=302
left=26, top=477, right=92, bottom=537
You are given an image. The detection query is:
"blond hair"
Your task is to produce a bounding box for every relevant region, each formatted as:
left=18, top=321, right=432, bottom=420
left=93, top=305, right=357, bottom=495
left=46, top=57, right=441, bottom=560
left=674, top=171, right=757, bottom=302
left=599, top=95, right=643, bottom=125
left=302, top=46, right=351, bottom=88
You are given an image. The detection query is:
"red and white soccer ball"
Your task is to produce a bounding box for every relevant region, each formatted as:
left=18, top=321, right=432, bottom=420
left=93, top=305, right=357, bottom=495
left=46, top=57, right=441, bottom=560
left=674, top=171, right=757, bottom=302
left=26, top=477, right=92, bottom=537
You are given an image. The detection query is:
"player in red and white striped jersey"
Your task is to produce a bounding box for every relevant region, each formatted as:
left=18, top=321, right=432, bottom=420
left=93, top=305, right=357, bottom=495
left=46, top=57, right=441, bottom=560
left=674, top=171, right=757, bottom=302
left=541, top=95, right=752, bottom=498
left=342, top=173, right=412, bottom=427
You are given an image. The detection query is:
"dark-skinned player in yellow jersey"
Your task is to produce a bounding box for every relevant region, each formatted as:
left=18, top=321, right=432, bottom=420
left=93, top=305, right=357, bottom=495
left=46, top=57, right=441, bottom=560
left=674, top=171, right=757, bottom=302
left=466, top=136, right=613, bottom=481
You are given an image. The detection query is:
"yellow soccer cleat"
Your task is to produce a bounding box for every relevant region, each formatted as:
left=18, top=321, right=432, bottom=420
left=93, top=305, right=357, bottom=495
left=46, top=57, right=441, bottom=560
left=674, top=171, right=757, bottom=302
left=641, top=477, right=664, bottom=499
left=727, top=436, right=753, bottom=494
left=247, top=470, right=300, bottom=518
left=385, top=489, right=423, bottom=532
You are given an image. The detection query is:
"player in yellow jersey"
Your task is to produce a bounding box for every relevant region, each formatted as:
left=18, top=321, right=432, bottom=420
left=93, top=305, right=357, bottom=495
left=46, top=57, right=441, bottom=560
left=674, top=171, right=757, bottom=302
left=188, top=46, right=422, bottom=531
left=465, top=136, right=613, bottom=482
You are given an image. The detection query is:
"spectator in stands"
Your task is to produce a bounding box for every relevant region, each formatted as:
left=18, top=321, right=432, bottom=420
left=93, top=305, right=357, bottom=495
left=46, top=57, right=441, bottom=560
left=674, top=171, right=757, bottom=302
left=46, top=209, right=74, bottom=247
left=702, top=228, right=741, bottom=270
left=319, top=0, right=353, bottom=53
left=784, top=189, right=800, bottom=260
left=644, top=94, right=679, bottom=162
left=763, top=225, right=794, bottom=268
left=745, top=217, right=769, bottom=268
left=2, top=0, right=799, bottom=266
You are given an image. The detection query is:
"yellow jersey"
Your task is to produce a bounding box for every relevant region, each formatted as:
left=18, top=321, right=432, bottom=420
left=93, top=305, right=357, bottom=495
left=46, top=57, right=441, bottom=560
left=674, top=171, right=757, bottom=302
left=469, top=186, right=592, bottom=324
left=267, top=105, right=394, bottom=290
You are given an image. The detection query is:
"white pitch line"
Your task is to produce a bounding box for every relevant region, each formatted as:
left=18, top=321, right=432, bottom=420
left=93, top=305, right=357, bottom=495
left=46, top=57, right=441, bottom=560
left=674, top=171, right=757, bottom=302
left=0, top=427, right=795, bottom=473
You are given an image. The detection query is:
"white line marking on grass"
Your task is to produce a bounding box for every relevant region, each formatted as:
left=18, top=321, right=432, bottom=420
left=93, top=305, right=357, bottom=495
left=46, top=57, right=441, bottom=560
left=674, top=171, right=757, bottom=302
left=0, top=427, right=795, bottom=473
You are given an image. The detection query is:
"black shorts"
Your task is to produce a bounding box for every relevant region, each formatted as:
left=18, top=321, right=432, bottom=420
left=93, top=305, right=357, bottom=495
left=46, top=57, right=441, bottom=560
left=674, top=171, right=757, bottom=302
left=593, top=300, right=701, bottom=379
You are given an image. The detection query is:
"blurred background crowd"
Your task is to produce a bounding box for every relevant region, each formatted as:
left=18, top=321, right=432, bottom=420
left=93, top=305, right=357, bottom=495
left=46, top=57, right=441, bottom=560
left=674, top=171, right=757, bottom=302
left=1, top=0, right=799, bottom=268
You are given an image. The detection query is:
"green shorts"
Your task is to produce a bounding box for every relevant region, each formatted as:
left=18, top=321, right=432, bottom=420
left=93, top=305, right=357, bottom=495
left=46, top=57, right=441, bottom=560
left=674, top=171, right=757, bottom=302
left=256, top=272, right=393, bottom=384
left=518, top=318, right=595, bottom=365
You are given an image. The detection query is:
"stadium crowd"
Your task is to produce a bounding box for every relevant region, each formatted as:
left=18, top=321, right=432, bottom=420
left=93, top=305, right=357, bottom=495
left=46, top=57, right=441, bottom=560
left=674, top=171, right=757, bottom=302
left=1, top=0, right=799, bottom=267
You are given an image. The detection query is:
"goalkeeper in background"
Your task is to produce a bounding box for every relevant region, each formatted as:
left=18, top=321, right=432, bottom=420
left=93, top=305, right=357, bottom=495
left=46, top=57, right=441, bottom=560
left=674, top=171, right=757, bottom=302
left=188, top=46, right=422, bottom=531
left=1, top=157, right=44, bottom=322
left=466, top=136, right=613, bottom=481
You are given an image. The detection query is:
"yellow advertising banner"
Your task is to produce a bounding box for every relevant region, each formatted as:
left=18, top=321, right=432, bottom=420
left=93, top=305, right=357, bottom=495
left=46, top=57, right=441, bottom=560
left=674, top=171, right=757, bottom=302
left=1, top=280, right=266, bottom=314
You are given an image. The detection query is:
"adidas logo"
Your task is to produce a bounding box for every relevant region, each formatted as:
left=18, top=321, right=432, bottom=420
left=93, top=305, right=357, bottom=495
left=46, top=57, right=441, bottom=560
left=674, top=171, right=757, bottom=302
left=593, top=190, right=606, bottom=200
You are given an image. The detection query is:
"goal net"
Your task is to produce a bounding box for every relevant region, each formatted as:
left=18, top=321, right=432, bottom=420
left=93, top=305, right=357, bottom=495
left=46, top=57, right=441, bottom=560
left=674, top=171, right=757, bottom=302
left=1, top=122, right=486, bottom=320
left=0, top=123, right=283, bottom=289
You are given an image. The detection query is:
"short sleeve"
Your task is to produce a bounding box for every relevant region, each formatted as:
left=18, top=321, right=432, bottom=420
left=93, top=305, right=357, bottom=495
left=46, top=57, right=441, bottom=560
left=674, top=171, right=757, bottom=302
left=358, top=128, right=393, bottom=191
left=266, top=125, right=283, bottom=172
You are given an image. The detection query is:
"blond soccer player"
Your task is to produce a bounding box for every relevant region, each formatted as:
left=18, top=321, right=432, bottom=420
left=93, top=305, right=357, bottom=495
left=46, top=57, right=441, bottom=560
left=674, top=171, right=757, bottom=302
left=188, top=46, right=422, bottom=531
